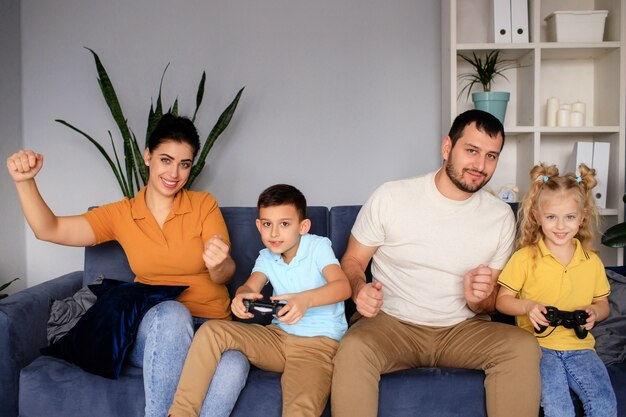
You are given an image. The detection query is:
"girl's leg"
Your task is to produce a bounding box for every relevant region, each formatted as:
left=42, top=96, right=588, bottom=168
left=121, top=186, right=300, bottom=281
left=128, top=300, right=194, bottom=417
left=540, top=347, right=576, bottom=417
left=562, top=349, right=617, bottom=417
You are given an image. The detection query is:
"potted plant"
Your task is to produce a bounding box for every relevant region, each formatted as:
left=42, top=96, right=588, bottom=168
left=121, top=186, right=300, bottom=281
left=56, top=49, right=244, bottom=198
left=0, top=278, right=19, bottom=300
left=457, top=50, right=515, bottom=124
left=601, top=194, right=626, bottom=248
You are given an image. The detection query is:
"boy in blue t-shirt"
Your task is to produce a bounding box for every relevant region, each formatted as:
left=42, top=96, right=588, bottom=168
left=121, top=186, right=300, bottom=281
left=169, top=184, right=351, bottom=417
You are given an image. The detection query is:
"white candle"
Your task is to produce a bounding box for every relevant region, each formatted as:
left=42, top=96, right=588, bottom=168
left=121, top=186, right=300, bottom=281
left=572, top=101, right=586, bottom=126
left=557, top=109, right=570, bottom=127
left=546, top=97, right=559, bottom=127
left=570, top=111, right=584, bottom=127
left=561, top=103, right=572, bottom=112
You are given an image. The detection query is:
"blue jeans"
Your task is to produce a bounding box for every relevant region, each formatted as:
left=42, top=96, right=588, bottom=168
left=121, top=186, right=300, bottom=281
left=127, top=300, right=250, bottom=417
left=540, top=347, right=617, bottom=417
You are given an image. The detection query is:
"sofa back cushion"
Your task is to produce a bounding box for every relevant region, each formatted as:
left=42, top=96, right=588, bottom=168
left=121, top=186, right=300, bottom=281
left=84, top=241, right=133, bottom=286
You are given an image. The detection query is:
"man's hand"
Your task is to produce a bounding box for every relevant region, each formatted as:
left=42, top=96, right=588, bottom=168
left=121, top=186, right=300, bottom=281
left=464, top=264, right=495, bottom=305
left=355, top=281, right=384, bottom=317
left=203, top=235, right=230, bottom=270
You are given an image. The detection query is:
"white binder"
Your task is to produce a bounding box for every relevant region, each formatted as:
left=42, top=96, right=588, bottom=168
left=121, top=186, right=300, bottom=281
left=510, top=0, right=529, bottom=43
left=592, top=142, right=610, bottom=209
left=490, top=0, right=512, bottom=43
left=566, top=142, right=610, bottom=209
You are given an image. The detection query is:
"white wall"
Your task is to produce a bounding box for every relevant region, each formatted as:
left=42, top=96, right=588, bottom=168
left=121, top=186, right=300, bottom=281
left=16, top=0, right=442, bottom=287
left=0, top=0, right=26, bottom=294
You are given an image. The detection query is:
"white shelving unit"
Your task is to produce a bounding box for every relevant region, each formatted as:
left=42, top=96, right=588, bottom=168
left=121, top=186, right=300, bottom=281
left=441, top=0, right=626, bottom=265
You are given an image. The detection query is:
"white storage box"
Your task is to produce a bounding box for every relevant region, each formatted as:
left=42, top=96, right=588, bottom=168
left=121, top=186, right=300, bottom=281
left=545, top=10, right=608, bottom=42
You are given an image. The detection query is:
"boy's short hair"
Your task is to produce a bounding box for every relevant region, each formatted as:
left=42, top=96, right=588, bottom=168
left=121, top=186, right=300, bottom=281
left=257, top=184, right=307, bottom=221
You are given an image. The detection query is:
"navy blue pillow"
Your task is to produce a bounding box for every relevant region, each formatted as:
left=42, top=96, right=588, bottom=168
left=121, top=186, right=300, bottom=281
left=41, top=280, right=188, bottom=379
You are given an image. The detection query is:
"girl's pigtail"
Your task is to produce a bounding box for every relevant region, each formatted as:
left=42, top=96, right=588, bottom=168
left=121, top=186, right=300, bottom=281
left=576, top=163, right=600, bottom=250
left=517, top=163, right=559, bottom=251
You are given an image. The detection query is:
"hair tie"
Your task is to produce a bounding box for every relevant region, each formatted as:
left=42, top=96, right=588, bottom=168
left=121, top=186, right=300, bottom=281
left=536, top=175, right=549, bottom=183
left=576, top=176, right=582, bottom=183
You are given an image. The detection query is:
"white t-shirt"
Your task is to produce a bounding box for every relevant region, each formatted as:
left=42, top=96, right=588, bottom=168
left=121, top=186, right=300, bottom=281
left=352, top=171, right=515, bottom=326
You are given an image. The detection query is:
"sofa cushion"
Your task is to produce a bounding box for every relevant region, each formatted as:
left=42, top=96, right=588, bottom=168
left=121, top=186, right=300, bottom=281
left=84, top=240, right=134, bottom=286
left=20, top=356, right=145, bottom=417
left=41, top=280, right=187, bottom=379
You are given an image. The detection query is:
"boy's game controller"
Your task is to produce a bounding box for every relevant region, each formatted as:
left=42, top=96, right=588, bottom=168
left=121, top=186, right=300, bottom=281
left=535, top=306, right=589, bottom=339
left=243, top=299, right=287, bottom=315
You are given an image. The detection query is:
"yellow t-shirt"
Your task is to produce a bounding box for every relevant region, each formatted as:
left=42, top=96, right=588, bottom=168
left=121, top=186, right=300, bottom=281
left=82, top=187, right=231, bottom=319
left=498, top=239, right=610, bottom=351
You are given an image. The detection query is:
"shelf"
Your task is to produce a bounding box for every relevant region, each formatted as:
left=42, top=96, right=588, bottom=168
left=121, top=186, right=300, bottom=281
left=443, top=0, right=625, bottom=265
left=539, top=127, right=621, bottom=135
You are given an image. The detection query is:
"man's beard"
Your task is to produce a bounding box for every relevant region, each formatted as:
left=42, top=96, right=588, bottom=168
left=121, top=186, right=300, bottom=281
left=444, top=157, right=490, bottom=193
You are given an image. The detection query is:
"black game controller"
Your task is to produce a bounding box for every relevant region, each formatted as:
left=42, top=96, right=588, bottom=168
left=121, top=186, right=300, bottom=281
left=535, top=306, right=589, bottom=339
left=243, top=299, right=287, bottom=316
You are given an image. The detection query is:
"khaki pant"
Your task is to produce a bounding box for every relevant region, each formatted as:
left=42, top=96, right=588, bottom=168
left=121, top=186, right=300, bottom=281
left=169, top=321, right=338, bottom=417
left=331, top=312, right=541, bottom=417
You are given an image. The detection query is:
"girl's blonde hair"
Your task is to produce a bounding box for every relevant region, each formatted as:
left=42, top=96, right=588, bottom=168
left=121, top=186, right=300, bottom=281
left=517, top=162, right=600, bottom=254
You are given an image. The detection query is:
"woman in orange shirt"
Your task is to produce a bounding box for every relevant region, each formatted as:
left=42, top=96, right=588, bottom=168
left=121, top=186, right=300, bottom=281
left=7, top=114, right=249, bottom=417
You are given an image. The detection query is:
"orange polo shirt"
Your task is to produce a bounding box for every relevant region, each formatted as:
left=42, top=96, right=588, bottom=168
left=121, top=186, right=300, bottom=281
left=82, top=187, right=231, bottom=319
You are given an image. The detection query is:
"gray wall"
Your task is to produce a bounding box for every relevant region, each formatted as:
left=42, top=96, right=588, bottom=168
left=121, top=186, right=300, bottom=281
left=1, top=0, right=26, bottom=294
left=13, top=0, right=441, bottom=287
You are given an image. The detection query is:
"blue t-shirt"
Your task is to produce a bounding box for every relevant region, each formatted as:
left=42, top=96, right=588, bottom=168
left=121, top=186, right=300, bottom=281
left=252, top=234, right=347, bottom=341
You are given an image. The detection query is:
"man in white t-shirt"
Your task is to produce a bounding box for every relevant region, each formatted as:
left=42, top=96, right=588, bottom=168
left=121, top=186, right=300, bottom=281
left=331, top=110, right=541, bottom=417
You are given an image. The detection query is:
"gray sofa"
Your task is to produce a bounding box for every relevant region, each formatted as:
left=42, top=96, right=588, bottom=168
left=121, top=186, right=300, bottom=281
left=2, top=205, right=625, bottom=417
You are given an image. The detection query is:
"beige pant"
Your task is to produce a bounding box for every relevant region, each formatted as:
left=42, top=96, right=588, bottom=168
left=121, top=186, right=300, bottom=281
left=169, top=321, right=339, bottom=417
left=331, top=312, right=541, bottom=417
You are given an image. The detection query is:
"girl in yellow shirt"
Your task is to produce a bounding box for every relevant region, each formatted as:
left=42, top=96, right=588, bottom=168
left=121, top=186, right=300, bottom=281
left=496, top=163, right=616, bottom=417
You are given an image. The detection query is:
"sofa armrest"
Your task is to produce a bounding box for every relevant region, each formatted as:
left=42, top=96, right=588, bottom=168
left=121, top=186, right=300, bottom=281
left=0, top=271, right=83, bottom=417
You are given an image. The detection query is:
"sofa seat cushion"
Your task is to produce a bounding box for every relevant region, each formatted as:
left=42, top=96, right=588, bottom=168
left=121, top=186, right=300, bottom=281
left=19, top=356, right=145, bottom=417
left=232, top=367, right=332, bottom=417
left=607, top=362, right=626, bottom=417
left=377, top=367, right=486, bottom=417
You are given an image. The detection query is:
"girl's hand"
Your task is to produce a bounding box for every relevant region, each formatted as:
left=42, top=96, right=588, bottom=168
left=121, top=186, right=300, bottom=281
left=6, top=150, right=43, bottom=182
left=525, top=301, right=549, bottom=331
left=583, top=305, right=598, bottom=330
left=272, top=293, right=311, bottom=325
left=231, top=292, right=262, bottom=320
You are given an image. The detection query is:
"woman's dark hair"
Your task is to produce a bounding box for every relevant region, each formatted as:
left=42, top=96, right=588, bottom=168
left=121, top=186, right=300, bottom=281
left=147, top=113, right=201, bottom=158
left=447, top=109, right=505, bottom=150
left=257, top=184, right=307, bottom=221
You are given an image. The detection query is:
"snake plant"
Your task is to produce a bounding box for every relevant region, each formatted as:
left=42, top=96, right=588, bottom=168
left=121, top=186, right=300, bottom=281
left=457, top=50, right=515, bottom=101
left=0, top=278, right=19, bottom=300
left=601, top=195, right=626, bottom=248
left=56, top=48, right=244, bottom=198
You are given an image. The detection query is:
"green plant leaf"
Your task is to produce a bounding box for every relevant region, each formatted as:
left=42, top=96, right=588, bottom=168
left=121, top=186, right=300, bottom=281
left=109, top=131, right=130, bottom=197
left=0, top=277, right=19, bottom=293
left=602, top=222, right=626, bottom=248
left=170, top=98, right=179, bottom=116
left=457, top=50, right=514, bottom=101
left=192, top=72, right=206, bottom=123
left=131, top=131, right=148, bottom=186
left=56, top=119, right=131, bottom=198
left=186, top=86, right=245, bottom=189
left=86, top=48, right=137, bottom=197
